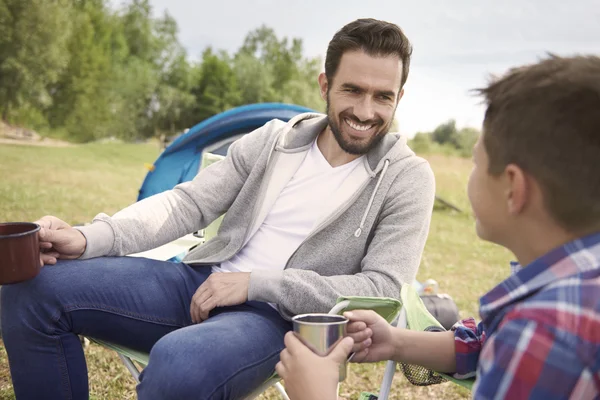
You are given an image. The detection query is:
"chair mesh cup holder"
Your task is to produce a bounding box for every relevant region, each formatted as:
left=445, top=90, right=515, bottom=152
left=399, top=325, right=446, bottom=386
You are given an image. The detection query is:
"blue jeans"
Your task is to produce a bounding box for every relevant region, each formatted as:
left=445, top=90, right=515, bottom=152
left=1, top=257, right=292, bottom=400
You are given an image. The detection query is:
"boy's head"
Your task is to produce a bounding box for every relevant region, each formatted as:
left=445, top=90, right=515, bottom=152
left=468, top=55, right=600, bottom=250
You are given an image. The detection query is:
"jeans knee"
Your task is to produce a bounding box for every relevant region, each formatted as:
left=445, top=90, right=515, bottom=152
left=2, top=283, right=33, bottom=339
left=137, top=328, right=280, bottom=400
left=1, top=281, right=34, bottom=321
left=138, top=333, right=228, bottom=400
left=1, top=268, right=65, bottom=338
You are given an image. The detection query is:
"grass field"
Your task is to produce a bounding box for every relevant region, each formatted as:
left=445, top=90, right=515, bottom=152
left=0, top=142, right=512, bottom=399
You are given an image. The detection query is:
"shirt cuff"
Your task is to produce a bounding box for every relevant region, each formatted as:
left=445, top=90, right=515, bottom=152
left=452, top=317, right=483, bottom=379
left=74, top=221, right=115, bottom=259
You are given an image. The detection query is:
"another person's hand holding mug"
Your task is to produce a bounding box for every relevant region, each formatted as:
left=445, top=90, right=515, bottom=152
left=276, top=332, right=354, bottom=400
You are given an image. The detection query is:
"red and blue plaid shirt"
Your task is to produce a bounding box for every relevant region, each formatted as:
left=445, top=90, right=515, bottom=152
left=452, top=231, right=600, bottom=399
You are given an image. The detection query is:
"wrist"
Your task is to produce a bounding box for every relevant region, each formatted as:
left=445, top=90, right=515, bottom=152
left=76, top=230, right=87, bottom=258
left=391, top=326, right=407, bottom=361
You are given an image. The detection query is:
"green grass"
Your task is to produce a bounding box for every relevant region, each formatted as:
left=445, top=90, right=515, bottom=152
left=0, top=142, right=161, bottom=225
left=0, top=144, right=513, bottom=399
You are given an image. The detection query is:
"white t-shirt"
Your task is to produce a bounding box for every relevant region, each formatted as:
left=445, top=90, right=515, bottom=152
left=213, top=140, right=364, bottom=274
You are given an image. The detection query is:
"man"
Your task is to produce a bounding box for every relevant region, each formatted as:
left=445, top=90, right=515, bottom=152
left=276, top=55, right=600, bottom=400
left=1, top=18, right=435, bottom=400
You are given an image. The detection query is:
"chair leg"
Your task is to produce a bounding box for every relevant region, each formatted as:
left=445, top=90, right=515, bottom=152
left=243, top=376, right=283, bottom=400
left=378, top=360, right=398, bottom=400
left=118, top=353, right=141, bottom=384
left=274, top=382, right=290, bottom=400
left=377, top=307, right=407, bottom=400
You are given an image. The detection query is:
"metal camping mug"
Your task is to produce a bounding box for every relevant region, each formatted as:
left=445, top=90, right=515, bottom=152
left=291, top=313, right=349, bottom=382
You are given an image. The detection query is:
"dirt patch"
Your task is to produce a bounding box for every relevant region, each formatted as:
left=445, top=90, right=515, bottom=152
left=0, top=122, right=72, bottom=147
left=0, top=137, right=73, bottom=147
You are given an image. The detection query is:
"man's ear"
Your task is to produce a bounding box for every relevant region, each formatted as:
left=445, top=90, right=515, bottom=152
left=505, top=164, right=528, bottom=215
left=397, top=88, right=405, bottom=103
left=318, top=72, right=328, bottom=101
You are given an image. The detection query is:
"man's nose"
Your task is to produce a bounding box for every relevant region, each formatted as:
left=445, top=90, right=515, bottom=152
left=353, top=96, right=376, bottom=122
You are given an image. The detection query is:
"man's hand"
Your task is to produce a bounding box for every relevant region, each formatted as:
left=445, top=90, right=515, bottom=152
left=35, top=216, right=87, bottom=266
left=190, top=272, right=250, bottom=323
left=276, top=332, right=354, bottom=400
left=345, top=310, right=395, bottom=363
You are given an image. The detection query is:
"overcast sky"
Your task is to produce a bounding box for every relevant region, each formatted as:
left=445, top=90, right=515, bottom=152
left=115, top=0, right=600, bottom=135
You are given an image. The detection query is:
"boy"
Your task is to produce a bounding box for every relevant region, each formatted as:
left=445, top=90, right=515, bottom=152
left=276, top=54, right=600, bottom=399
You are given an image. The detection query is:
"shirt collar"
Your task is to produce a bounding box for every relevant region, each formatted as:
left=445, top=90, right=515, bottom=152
left=479, top=231, right=600, bottom=321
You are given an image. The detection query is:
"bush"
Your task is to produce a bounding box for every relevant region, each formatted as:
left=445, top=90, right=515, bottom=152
left=409, top=132, right=461, bottom=157
left=409, top=121, right=481, bottom=158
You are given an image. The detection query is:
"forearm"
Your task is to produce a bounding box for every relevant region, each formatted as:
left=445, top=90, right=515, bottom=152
left=77, top=188, right=211, bottom=258
left=391, top=329, right=456, bottom=373
left=249, top=269, right=403, bottom=317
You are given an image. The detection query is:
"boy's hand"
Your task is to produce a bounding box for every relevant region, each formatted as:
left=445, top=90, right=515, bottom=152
left=276, top=331, right=354, bottom=400
left=345, top=310, right=395, bottom=363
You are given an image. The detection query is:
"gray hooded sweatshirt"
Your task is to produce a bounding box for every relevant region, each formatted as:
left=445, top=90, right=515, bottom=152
left=77, top=113, right=436, bottom=319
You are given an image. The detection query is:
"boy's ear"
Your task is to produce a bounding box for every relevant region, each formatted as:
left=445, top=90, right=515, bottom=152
left=505, top=164, right=528, bottom=215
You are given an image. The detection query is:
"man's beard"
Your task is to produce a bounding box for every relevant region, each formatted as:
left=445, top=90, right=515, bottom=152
left=326, top=94, right=394, bottom=155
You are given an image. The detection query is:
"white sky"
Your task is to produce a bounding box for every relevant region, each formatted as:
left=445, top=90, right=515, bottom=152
left=113, top=0, right=600, bottom=135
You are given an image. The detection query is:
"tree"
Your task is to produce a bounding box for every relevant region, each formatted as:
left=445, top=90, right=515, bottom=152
left=233, top=52, right=277, bottom=105
left=2, top=1, right=328, bottom=142
left=148, top=12, right=197, bottom=137
left=234, top=25, right=323, bottom=111
left=412, top=121, right=480, bottom=157
left=409, top=132, right=434, bottom=154
left=116, top=4, right=197, bottom=140
left=431, top=119, right=459, bottom=147
left=120, top=0, right=156, bottom=63
left=190, top=48, right=240, bottom=123
left=456, top=127, right=480, bottom=156
left=46, top=0, right=127, bottom=142
left=0, top=0, right=73, bottom=122
left=277, top=56, right=324, bottom=112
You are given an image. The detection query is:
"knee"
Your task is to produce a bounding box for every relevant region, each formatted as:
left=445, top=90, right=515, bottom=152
left=137, top=333, right=224, bottom=400
left=1, top=266, right=68, bottom=336
left=1, top=281, right=37, bottom=339
left=2, top=265, right=59, bottom=310
left=1, top=280, right=35, bottom=320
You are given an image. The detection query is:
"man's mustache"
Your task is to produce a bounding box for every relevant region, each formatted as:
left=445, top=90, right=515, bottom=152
left=341, top=114, right=383, bottom=126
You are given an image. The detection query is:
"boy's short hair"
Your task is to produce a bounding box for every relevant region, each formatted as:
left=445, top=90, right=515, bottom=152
left=477, top=55, right=600, bottom=232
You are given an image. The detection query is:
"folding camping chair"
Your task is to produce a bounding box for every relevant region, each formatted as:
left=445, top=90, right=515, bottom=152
left=88, top=151, right=475, bottom=399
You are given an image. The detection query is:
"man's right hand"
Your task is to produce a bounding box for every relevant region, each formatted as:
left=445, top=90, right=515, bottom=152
left=35, top=216, right=87, bottom=266
left=344, top=310, right=395, bottom=363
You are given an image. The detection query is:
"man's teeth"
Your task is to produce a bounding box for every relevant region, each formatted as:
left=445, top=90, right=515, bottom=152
left=346, top=119, right=372, bottom=131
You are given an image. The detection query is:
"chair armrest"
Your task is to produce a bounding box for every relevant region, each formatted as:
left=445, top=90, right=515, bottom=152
left=334, top=296, right=402, bottom=324
left=127, top=234, right=204, bottom=261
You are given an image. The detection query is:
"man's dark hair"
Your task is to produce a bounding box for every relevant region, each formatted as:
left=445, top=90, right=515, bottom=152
left=325, top=18, right=413, bottom=87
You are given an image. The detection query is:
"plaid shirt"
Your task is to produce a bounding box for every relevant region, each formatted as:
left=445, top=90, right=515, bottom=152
left=452, top=231, right=600, bottom=399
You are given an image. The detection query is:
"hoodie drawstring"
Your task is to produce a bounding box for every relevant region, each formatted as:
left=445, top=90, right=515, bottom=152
left=354, top=159, right=390, bottom=238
